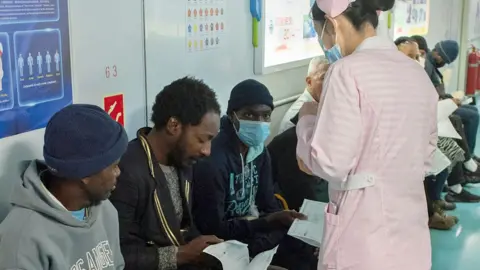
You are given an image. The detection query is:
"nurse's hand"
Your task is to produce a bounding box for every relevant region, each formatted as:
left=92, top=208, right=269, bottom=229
left=297, top=156, right=313, bottom=175
left=298, top=101, right=318, bottom=119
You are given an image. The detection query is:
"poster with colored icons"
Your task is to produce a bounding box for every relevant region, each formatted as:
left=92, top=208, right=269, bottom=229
left=186, top=0, right=226, bottom=53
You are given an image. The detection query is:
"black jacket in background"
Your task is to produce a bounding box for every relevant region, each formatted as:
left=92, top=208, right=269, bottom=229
left=110, top=128, right=199, bottom=270
left=192, top=116, right=284, bottom=256
left=268, top=114, right=329, bottom=210
left=425, top=52, right=452, bottom=100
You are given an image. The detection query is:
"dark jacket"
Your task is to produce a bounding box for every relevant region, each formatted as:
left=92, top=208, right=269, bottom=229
left=268, top=114, right=329, bottom=210
left=109, top=128, right=199, bottom=270
left=425, top=52, right=452, bottom=99
left=192, top=116, right=284, bottom=256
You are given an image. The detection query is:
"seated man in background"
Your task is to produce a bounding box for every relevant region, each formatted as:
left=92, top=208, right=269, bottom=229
left=412, top=37, right=480, bottom=158
left=192, top=79, right=315, bottom=270
left=277, top=56, right=328, bottom=135
left=269, top=58, right=329, bottom=210
left=0, top=104, right=127, bottom=269
left=397, top=37, right=480, bottom=207
left=110, top=77, right=223, bottom=270
left=395, top=37, right=461, bottom=229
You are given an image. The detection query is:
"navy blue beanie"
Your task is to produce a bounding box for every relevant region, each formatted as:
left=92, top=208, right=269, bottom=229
left=227, top=79, right=273, bottom=114
left=435, top=40, right=459, bottom=64
left=43, top=104, right=128, bottom=179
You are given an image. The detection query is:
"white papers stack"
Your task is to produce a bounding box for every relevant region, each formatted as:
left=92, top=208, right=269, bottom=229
left=287, top=199, right=326, bottom=247
left=437, top=99, right=461, bottom=139
left=427, top=148, right=451, bottom=176
left=451, top=91, right=473, bottom=105
left=203, top=240, right=278, bottom=270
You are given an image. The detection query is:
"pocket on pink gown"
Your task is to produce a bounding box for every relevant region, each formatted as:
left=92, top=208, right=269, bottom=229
left=319, top=203, right=340, bottom=270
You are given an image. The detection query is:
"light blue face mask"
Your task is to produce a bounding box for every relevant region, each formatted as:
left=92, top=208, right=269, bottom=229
left=234, top=115, right=271, bottom=147
left=319, top=21, right=343, bottom=64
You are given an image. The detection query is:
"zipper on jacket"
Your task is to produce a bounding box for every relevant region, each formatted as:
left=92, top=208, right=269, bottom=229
left=139, top=135, right=183, bottom=247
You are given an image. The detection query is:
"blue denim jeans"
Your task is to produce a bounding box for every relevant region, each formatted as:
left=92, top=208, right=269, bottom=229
left=453, top=104, right=479, bottom=153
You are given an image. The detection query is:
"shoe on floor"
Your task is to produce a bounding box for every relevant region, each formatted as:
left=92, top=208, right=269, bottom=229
left=445, top=189, right=480, bottom=203
left=464, top=167, right=480, bottom=178
left=434, top=200, right=456, bottom=211
left=464, top=174, right=480, bottom=184
left=429, top=212, right=457, bottom=230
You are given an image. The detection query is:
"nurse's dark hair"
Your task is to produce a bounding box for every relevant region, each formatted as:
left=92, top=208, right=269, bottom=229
left=311, top=0, right=395, bottom=30
left=151, top=76, right=221, bottom=129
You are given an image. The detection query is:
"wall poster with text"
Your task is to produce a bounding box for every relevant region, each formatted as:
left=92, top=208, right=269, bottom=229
left=0, top=0, right=72, bottom=139
left=393, top=0, right=430, bottom=40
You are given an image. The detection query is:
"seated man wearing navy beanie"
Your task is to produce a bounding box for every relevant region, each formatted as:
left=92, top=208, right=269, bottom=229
left=0, top=104, right=128, bottom=270
left=192, top=79, right=316, bottom=270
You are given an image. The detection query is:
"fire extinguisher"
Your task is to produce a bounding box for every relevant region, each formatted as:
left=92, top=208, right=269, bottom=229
left=466, top=46, right=478, bottom=96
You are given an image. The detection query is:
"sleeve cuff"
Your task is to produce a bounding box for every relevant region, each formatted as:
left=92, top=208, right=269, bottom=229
left=250, top=217, right=271, bottom=232
left=157, top=246, right=178, bottom=270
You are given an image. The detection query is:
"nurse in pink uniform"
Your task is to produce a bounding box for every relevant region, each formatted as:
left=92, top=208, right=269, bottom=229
left=296, top=0, right=437, bottom=269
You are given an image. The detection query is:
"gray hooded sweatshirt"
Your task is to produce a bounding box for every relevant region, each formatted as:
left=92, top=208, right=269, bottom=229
left=0, top=160, right=125, bottom=270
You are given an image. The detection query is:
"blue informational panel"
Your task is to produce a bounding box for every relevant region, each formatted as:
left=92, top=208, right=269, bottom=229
left=0, top=0, right=72, bottom=139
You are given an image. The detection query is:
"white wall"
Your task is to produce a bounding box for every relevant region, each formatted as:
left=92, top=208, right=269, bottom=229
left=143, top=0, right=307, bottom=132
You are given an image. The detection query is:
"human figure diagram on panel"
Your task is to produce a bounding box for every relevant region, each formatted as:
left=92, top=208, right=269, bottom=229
left=19, top=50, right=61, bottom=77
left=17, top=53, right=24, bottom=77
left=54, top=49, right=60, bottom=72
left=45, top=50, right=51, bottom=73
left=36, top=52, right=42, bottom=74
left=27, top=53, right=33, bottom=76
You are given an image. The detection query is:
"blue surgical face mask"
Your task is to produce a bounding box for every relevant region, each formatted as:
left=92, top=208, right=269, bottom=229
left=234, top=114, right=270, bottom=147
left=319, top=21, right=342, bottom=64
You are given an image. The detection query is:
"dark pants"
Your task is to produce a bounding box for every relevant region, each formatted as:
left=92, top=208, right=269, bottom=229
left=447, top=162, right=465, bottom=186
left=247, top=230, right=317, bottom=270
left=450, top=114, right=472, bottom=160
left=424, top=179, right=435, bottom=218
left=453, top=104, right=479, bottom=153
left=425, top=169, right=448, bottom=201
left=272, top=236, right=318, bottom=270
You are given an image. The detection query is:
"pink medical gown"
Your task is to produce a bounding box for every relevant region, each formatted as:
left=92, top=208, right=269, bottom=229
left=296, top=36, right=437, bottom=270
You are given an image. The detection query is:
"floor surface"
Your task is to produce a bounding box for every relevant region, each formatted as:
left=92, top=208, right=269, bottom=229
left=431, top=185, right=480, bottom=270
left=431, top=101, right=480, bottom=270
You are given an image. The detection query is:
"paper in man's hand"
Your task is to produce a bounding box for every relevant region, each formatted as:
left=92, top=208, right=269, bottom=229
left=288, top=199, right=326, bottom=247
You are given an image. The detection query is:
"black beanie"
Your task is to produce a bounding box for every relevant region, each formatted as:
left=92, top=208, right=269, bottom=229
left=227, top=79, right=274, bottom=114
left=43, top=104, right=128, bottom=179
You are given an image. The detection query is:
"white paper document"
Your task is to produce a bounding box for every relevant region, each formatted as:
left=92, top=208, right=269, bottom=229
left=437, top=99, right=458, bottom=122
left=287, top=199, right=326, bottom=247
left=437, top=99, right=461, bottom=139
left=203, top=240, right=278, bottom=270
left=427, top=148, right=452, bottom=176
